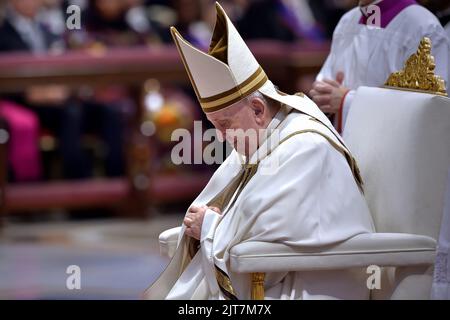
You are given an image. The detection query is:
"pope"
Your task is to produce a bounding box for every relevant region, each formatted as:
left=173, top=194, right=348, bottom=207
left=144, top=2, right=375, bottom=300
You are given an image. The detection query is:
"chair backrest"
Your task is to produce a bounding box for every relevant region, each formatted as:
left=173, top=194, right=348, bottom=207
left=343, top=87, right=450, bottom=239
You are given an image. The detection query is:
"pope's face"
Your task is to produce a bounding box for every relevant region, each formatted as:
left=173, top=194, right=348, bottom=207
left=206, top=99, right=265, bottom=157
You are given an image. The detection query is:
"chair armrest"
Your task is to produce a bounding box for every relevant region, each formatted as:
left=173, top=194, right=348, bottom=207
left=230, top=233, right=436, bottom=273
left=159, top=226, right=182, bottom=258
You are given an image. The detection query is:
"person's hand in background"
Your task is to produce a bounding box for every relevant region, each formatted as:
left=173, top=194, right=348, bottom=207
left=309, top=71, right=349, bottom=114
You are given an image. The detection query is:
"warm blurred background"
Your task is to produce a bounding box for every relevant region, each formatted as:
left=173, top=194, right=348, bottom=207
left=0, top=0, right=443, bottom=299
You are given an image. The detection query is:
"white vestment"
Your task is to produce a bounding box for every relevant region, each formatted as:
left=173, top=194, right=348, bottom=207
left=144, top=103, right=375, bottom=300
left=317, top=4, right=449, bottom=131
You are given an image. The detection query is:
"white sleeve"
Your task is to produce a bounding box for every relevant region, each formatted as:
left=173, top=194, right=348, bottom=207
left=200, top=209, right=221, bottom=243
left=316, top=14, right=346, bottom=82
left=316, top=53, right=334, bottom=82
left=199, top=208, right=222, bottom=296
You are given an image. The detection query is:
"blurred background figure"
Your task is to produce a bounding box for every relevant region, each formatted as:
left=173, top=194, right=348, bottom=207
left=81, top=0, right=158, bottom=48
left=0, top=0, right=73, bottom=181
left=236, top=0, right=325, bottom=42
left=310, top=0, right=449, bottom=133
left=168, top=0, right=213, bottom=48
left=0, top=0, right=126, bottom=181
left=308, top=0, right=359, bottom=38
left=419, top=0, right=450, bottom=37
left=37, top=0, right=69, bottom=38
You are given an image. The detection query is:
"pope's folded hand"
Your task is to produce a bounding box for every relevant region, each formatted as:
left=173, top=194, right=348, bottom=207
left=184, top=205, right=221, bottom=240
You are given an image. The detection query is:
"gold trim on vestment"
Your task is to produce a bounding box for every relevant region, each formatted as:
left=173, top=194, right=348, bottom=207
left=215, top=265, right=238, bottom=300
left=265, top=126, right=364, bottom=193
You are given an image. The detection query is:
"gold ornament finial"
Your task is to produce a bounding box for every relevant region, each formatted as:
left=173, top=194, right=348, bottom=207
left=384, top=37, right=447, bottom=96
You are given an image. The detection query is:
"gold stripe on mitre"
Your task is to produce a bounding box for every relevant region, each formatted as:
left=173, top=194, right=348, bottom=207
left=200, top=66, right=268, bottom=113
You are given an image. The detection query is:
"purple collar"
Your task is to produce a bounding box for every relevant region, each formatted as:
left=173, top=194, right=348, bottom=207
left=359, top=0, right=417, bottom=28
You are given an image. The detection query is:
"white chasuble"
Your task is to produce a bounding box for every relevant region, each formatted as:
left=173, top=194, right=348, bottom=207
left=144, top=106, right=375, bottom=300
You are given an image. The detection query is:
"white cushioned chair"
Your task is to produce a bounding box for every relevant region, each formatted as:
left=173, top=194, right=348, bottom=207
left=158, top=86, right=450, bottom=299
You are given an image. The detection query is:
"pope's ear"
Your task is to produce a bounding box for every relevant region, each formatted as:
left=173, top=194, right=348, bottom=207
left=249, top=96, right=266, bottom=120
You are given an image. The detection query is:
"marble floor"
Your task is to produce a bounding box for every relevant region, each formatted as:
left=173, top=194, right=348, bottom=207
left=0, top=213, right=183, bottom=299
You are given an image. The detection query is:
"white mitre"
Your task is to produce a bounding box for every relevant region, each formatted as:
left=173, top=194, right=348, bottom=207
left=170, top=2, right=336, bottom=135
